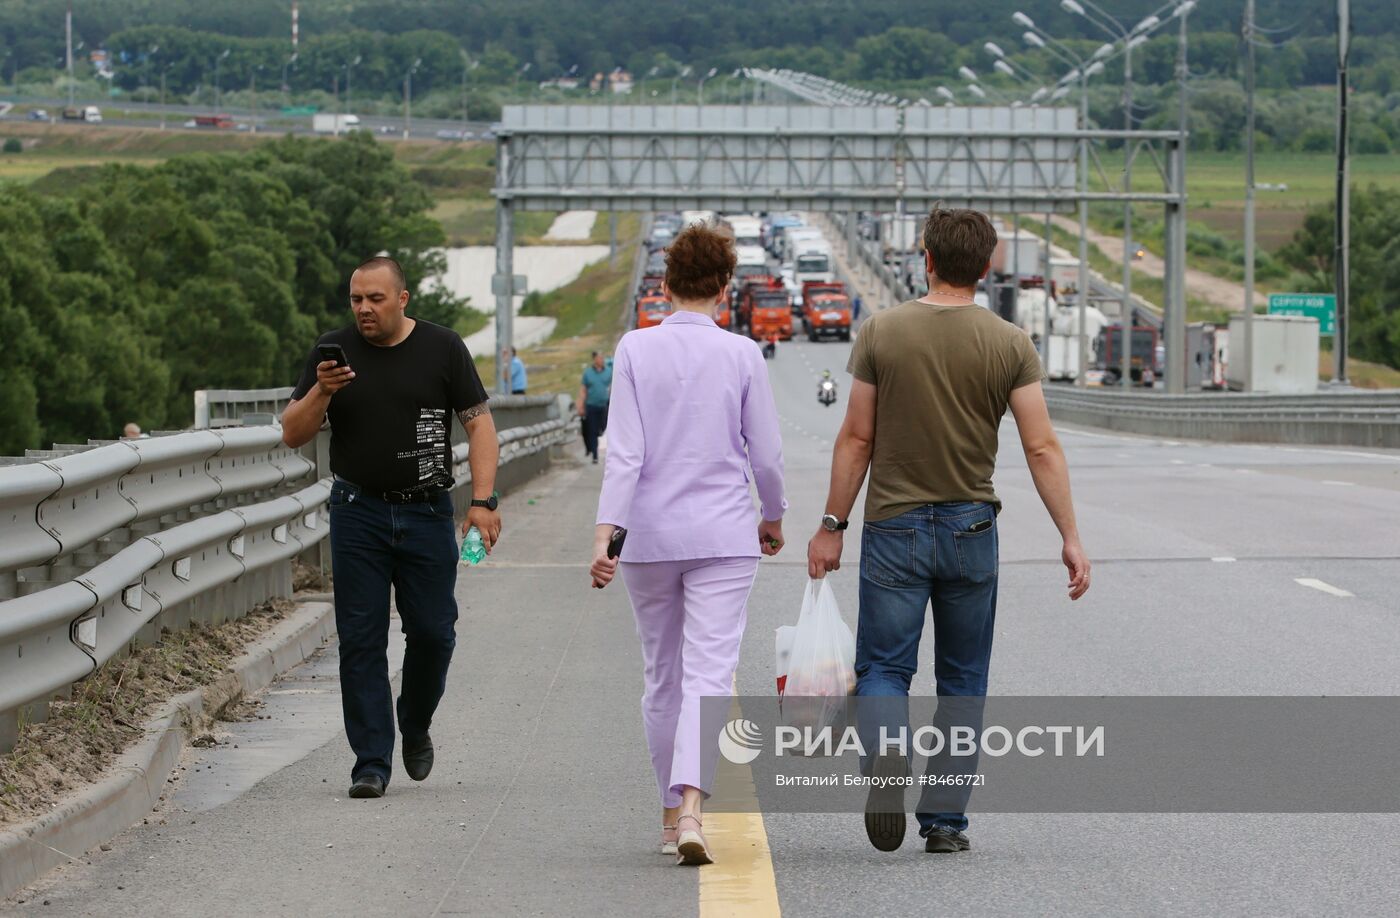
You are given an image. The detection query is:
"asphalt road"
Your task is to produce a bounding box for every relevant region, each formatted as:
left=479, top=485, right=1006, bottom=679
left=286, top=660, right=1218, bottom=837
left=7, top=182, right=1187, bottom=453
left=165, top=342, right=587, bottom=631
left=5, top=333, right=1400, bottom=916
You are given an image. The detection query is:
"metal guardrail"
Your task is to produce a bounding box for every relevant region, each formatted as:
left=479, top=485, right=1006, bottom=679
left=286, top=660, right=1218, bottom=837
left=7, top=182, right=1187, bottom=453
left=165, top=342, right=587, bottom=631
left=827, top=212, right=914, bottom=310
left=0, top=393, right=574, bottom=751
left=1044, top=387, right=1400, bottom=448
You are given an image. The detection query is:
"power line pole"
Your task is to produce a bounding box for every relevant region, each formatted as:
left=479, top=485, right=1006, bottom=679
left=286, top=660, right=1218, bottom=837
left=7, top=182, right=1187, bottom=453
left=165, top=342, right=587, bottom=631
left=1333, top=0, right=1351, bottom=385
left=1242, top=0, right=1256, bottom=392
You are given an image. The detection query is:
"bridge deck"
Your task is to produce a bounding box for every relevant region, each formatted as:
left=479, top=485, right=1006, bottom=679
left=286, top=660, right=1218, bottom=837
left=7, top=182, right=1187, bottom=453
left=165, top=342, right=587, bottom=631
left=8, top=338, right=1400, bottom=916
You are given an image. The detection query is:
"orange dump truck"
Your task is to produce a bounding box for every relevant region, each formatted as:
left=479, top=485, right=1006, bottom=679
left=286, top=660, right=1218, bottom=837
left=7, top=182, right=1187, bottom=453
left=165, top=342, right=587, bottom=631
left=801, top=281, right=852, bottom=342
left=744, top=278, right=793, bottom=341
left=637, top=294, right=673, bottom=328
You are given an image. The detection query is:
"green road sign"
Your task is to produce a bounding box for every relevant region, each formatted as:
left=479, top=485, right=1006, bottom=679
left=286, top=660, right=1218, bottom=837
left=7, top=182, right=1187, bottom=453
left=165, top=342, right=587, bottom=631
left=1268, top=293, right=1336, bottom=336
left=281, top=106, right=318, bottom=116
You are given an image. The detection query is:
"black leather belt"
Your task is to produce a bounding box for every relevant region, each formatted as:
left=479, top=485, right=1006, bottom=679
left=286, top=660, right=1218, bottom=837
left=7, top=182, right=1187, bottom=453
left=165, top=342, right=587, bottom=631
left=336, top=478, right=450, bottom=505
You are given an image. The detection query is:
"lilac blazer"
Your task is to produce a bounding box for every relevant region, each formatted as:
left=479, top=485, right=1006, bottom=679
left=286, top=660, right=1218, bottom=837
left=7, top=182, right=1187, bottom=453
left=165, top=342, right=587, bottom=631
left=596, top=310, right=787, bottom=562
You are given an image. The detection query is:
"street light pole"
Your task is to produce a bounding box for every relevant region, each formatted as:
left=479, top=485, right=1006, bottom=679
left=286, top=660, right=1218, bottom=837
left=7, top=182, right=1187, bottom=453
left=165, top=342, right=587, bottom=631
left=1016, top=16, right=1095, bottom=383
left=698, top=67, right=718, bottom=105
left=403, top=58, right=421, bottom=140
left=282, top=52, right=297, bottom=109
left=65, top=1, right=74, bottom=108
left=248, top=65, right=262, bottom=132
left=214, top=48, right=229, bottom=112
left=1168, top=0, right=1194, bottom=394
left=1334, top=0, right=1351, bottom=384
left=1243, top=0, right=1257, bottom=391
left=671, top=65, right=690, bottom=105
left=344, top=55, right=361, bottom=125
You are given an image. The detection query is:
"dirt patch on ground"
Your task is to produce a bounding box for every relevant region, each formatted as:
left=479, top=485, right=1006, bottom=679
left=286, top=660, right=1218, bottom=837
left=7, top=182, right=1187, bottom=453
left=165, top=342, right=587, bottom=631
left=0, top=598, right=297, bottom=827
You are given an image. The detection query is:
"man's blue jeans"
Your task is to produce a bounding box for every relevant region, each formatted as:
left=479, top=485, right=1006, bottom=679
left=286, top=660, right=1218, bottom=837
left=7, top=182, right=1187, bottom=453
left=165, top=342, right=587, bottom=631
left=328, top=479, right=459, bottom=785
left=855, top=502, right=998, bottom=836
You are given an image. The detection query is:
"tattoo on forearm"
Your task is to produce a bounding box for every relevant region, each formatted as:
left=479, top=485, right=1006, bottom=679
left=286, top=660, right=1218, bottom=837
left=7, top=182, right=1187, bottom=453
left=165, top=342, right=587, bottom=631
left=458, top=402, right=490, bottom=427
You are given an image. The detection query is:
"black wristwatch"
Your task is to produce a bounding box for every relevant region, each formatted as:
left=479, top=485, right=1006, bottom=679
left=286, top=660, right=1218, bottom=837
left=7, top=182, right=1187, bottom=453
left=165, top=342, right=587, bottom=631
left=470, top=492, right=499, bottom=512
left=821, top=514, right=849, bottom=532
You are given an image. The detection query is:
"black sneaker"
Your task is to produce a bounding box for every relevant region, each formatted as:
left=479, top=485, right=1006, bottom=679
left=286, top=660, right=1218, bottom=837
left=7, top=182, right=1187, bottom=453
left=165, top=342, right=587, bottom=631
left=863, top=753, right=907, bottom=852
left=403, top=734, right=434, bottom=782
left=348, top=774, right=386, bottom=798
left=923, top=827, right=971, bottom=853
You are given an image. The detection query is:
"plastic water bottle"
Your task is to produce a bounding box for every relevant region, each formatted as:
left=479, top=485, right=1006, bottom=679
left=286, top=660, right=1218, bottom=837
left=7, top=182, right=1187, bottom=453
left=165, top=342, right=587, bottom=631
left=460, top=526, right=486, bottom=565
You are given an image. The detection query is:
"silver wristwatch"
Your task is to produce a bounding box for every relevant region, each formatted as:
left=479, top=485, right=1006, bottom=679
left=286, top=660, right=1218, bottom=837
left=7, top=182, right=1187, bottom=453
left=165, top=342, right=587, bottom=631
left=821, top=514, right=849, bottom=532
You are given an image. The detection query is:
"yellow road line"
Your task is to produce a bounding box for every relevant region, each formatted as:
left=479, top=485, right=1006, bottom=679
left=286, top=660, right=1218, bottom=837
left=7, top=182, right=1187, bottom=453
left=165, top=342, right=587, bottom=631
left=699, top=688, right=781, bottom=917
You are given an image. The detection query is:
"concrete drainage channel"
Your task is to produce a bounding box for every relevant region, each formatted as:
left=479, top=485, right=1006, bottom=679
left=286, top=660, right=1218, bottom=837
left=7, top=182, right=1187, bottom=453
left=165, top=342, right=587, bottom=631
left=0, top=596, right=338, bottom=899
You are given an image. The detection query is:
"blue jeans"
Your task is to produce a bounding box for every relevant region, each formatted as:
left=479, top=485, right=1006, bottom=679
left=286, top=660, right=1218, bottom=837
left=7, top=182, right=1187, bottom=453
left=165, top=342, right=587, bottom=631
left=855, top=502, right=998, bottom=835
left=583, top=403, right=608, bottom=459
left=328, top=479, right=460, bottom=784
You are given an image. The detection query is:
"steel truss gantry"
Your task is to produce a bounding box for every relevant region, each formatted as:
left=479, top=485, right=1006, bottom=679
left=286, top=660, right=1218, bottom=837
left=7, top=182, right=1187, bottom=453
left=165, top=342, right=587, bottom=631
left=491, top=104, right=1187, bottom=392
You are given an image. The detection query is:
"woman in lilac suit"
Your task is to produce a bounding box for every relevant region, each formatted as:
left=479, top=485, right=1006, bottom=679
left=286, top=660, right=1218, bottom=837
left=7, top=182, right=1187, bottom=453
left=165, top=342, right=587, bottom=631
left=590, top=224, right=787, bottom=866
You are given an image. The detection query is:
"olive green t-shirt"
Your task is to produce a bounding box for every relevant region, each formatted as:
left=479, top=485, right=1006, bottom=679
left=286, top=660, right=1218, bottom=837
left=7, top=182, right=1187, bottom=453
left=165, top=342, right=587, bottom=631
left=847, top=300, right=1045, bottom=521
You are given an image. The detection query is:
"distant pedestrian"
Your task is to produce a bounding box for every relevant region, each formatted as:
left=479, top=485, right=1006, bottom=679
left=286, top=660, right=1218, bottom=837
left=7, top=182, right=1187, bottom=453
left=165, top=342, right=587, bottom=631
left=590, top=224, right=786, bottom=867
left=121, top=422, right=147, bottom=439
left=577, top=351, right=613, bottom=464
left=808, top=207, right=1090, bottom=855
left=280, top=255, right=502, bottom=800
left=502, top=346, right=528, bottom=394
left=852, top=295, right=863, bottom=323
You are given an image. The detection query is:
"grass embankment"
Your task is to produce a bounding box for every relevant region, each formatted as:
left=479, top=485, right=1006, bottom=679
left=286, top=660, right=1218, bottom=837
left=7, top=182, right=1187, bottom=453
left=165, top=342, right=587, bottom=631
left=0, top=598, right=296, bottom=826
left=476, top=228, right=641, bottom=399
left=1047, top=222, right=1222, bottom=323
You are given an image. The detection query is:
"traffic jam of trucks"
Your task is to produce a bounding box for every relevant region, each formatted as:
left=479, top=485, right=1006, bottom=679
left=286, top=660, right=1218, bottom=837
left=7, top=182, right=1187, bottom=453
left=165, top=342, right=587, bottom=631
left=633, top=209, right=1240, bottom=392
left=637, top=212, right=850, bottom=348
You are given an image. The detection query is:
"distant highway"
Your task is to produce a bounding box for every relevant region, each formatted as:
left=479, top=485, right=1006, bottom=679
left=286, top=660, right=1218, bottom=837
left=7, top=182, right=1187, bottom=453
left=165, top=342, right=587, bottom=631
left=0, top=95, right=494, bottom=142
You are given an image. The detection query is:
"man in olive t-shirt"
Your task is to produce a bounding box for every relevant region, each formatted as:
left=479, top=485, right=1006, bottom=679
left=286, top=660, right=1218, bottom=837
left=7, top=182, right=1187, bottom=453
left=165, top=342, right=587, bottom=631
left=807, top=207, right=1091, bottom=856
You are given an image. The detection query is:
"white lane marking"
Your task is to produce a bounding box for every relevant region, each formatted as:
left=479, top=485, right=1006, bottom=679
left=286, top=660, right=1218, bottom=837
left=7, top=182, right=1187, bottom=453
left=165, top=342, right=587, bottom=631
left=1320, top=479, right=1355, bottom=487
left=1211, top=557, right=1237, bottom=563
left=1115, top=453, right=1131, bottom=459
left=1195, top=463, right=1212, bottom=468
left=1170, top=459, right=1186, bottom=465
left=1294, top=578, right=1354, bottom=598
left=1235, top=468, right=1257, bottom=474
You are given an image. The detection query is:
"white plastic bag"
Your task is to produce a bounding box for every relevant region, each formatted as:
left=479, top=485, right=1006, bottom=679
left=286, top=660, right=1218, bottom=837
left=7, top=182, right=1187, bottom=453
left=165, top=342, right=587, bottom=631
left=778, top=578, right=856, bottom=729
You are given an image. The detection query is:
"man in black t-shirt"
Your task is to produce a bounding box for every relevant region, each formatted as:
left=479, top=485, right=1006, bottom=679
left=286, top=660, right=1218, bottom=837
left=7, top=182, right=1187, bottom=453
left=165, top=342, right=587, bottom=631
left=283, top=256, right=500, bottom=800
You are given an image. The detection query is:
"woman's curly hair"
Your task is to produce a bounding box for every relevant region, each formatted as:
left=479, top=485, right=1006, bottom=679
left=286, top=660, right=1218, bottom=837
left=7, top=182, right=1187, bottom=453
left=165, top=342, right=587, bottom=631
left=664, top=223, right=737, bottom=300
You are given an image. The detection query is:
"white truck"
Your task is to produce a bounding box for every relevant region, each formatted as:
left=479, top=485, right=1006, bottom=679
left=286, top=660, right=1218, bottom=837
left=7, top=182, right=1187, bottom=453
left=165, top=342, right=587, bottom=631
left=313, top=113, right=361, bottom=134
left=723, top=216, right=764, bottom=249
left=792, top=241, right=834, bottom=288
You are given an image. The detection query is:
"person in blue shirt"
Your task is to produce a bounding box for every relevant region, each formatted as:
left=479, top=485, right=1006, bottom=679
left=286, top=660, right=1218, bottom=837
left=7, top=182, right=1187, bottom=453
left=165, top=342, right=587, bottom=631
left=577, top=350, right=613, bottom=464
left=501, top=346, right=528, bottom=394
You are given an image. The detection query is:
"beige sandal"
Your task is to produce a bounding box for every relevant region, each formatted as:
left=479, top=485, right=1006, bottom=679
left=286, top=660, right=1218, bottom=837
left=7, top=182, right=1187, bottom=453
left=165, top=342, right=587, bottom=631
left=675, top=813, right=713, bottom=866
left=661, top=823, right=679, bottom=856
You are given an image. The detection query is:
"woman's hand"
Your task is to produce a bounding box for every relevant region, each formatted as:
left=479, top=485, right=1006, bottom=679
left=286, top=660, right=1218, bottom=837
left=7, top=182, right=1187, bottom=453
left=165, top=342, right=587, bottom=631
left=590, top=525, right=619, bottom=589
left=759, top=519, right=784, bottom=556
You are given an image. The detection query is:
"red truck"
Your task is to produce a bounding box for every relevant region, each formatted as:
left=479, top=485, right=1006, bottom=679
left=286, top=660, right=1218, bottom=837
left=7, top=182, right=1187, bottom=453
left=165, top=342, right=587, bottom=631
left=743, top=278, right=793, bottom=342
left=800, top=281, right=852, bottom=342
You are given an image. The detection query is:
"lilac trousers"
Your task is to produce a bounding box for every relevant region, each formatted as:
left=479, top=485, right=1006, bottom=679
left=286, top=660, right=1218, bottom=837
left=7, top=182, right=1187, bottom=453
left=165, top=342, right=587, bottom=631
left=622, top=556, right=758, bottom=808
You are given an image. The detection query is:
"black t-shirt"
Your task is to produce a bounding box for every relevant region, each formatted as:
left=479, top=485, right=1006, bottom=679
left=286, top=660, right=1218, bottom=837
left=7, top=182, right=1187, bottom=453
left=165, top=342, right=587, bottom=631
left=291, top=320, right=489, bottom=493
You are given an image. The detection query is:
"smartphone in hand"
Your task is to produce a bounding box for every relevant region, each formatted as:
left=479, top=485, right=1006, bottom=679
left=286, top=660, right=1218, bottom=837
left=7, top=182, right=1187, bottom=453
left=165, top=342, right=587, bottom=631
left=592, top=528, right=628, bottom=589
left=607, top=527, right=628, bottom=559
left=317, top=343, right=348, bottom=368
